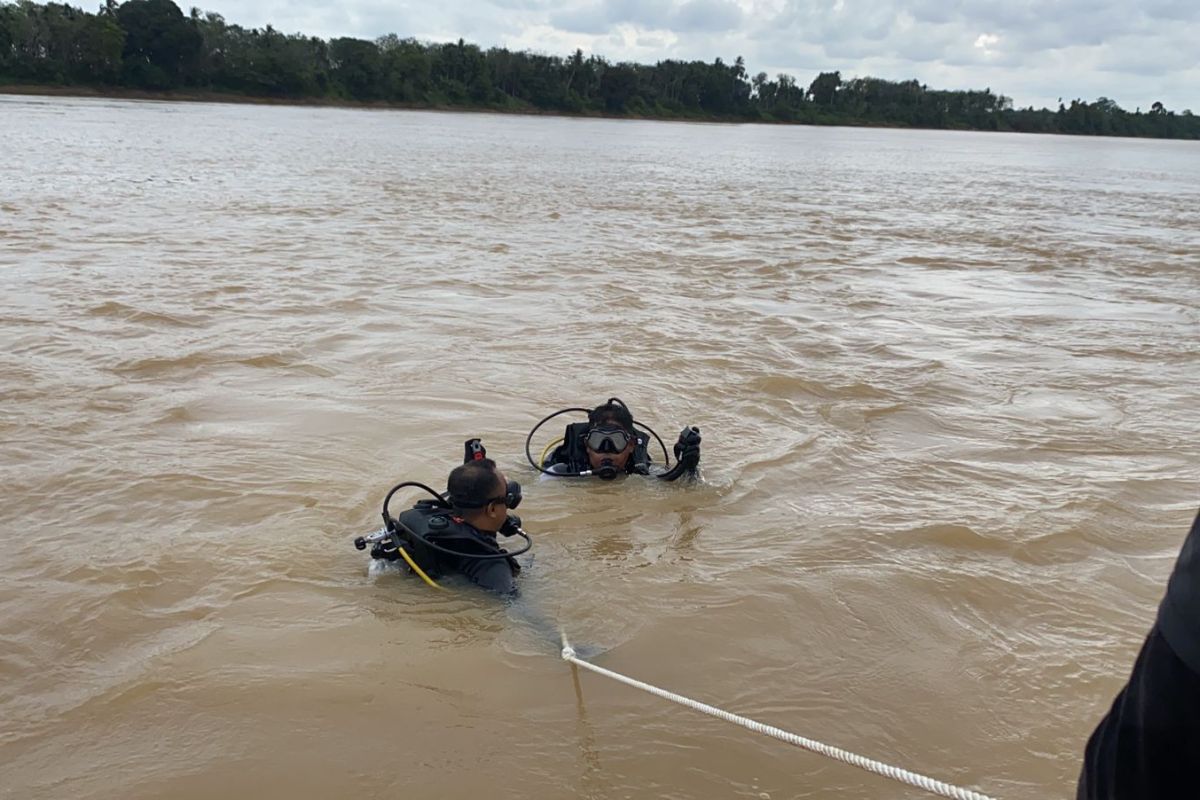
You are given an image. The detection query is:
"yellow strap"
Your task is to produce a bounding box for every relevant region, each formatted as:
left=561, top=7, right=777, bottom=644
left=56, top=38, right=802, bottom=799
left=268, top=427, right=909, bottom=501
left=397, top=546, right=444, bottom=591
left=539, top=437, right=565, bottom=467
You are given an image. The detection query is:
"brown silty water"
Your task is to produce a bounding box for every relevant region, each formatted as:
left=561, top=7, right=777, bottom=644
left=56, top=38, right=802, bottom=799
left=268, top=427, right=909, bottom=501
left=1, top=95, right=1198, bottom=799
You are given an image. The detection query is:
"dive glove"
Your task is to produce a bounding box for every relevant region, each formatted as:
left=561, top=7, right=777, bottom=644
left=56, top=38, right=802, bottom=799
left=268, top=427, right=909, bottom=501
left=673, top=426, right=702, bottom=469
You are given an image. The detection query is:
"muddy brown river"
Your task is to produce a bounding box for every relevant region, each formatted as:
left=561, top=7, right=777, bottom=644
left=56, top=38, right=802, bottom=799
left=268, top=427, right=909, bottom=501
left=1, top=94, right=1198, bottom=799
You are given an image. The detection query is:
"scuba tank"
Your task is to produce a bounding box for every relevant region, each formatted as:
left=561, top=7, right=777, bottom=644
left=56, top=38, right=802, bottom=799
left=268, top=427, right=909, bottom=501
left=353, top=440, right=531, bottom=592
left=393, top=498, right=523, bottom=578
left=354, top=481, right=530, bottom=592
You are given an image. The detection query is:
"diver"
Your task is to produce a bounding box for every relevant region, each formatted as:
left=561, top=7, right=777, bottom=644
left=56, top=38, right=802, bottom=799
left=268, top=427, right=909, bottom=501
left=527, top=397, right=701, bottom=481
left=1077, top=508, right=1200, bottom=798
left=354, top=440, right=529, bottom=594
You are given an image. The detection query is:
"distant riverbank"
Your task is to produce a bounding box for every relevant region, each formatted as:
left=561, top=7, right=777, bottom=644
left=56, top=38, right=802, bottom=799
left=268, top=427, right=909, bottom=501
left=5, top=0, right=1198, bottom=140
left=0, top=82, right=906, bottom=129
left=0, top=82, right=750, bottom=120
left=5, top=84, right=1196, bottom=142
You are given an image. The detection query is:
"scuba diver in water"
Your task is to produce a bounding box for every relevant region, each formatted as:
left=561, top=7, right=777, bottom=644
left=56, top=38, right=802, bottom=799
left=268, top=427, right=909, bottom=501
left=354, top=440, right=529, bottom=594
left=527, top=397, right=702, bottom=482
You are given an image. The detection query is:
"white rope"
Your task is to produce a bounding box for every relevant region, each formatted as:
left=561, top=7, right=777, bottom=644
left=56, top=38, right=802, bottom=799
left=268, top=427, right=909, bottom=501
left=560, top=635, right=998, bottom=800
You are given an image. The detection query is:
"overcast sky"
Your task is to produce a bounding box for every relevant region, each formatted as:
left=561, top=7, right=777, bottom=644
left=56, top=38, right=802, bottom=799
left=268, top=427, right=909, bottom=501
left=216, top=0, right=1197, bottom=111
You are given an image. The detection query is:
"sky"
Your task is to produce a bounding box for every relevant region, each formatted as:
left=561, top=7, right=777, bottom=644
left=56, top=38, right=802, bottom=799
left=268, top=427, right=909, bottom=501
left=213, top=0, right=1198, bottom=112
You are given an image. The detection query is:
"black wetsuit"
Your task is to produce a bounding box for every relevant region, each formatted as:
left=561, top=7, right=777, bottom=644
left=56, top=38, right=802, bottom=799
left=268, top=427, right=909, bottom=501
left=1077, top=510, right=1200, bottom=799
left=451, top=531, right=520, bottom=595
left=394, top=504, right=520, bottom=595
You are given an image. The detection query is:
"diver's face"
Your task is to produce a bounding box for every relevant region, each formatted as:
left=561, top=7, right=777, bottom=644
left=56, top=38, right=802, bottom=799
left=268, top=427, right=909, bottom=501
left=586, top=435, right=634, bottom=472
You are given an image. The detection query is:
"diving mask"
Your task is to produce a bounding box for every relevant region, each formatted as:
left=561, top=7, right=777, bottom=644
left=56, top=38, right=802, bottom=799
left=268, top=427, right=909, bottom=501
left=454, top=478, right=523, bottom=510
left=585, top=426, right=634, bottom=454
left=492, top=479, right=523, bottom=510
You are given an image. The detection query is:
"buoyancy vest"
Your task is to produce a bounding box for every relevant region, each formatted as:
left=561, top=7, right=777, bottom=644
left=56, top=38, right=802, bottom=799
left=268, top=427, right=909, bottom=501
left=394, top=501, right=520, bottom=587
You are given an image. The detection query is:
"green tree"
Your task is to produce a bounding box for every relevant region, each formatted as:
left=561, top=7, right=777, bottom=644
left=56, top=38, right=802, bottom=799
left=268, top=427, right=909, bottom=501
left=72, top=8, right=124, bottom=82
left=808, top=70, right=840, bottom=106
left=378, top=34, right=430, bottom=102
left=329, top=36, right=381, bottom=99
left=599, top=62, right=637, bottom=112
left=116, top=0, right=200, bottom=88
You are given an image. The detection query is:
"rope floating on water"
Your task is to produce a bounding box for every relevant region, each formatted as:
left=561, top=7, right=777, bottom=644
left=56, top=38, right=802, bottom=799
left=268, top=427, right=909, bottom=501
left=560, top=635, right=998, bottom=800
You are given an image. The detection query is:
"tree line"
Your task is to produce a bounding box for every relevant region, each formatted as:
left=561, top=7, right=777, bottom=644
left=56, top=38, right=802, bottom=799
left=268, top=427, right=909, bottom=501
left=2, top=0, right=1197, bottom=139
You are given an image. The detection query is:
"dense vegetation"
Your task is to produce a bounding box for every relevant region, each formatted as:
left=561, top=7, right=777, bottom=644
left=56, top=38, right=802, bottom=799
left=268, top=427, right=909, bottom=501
left=2, top=0, right=1197, bottom=139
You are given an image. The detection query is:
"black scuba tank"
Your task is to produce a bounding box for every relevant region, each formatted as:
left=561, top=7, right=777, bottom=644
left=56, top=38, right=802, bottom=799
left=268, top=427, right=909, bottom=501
left=396, top=501, right=509, bottom=576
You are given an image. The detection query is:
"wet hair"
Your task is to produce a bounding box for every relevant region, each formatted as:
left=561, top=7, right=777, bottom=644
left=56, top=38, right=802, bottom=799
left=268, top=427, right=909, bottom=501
left=447, top=459, right=503, bottom=510
left=587, top=398, right=635, bottom=433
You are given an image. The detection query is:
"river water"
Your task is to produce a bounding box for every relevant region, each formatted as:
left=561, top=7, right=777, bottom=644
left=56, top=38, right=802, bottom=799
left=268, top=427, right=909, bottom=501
left=1, top=94, right=1198, bottom=799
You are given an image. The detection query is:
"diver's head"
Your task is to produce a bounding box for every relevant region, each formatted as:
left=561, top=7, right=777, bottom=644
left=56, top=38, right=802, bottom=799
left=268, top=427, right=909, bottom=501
left=585, top=400, right=637, bottom=480
left=447, top=458, right=521, bottom=532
